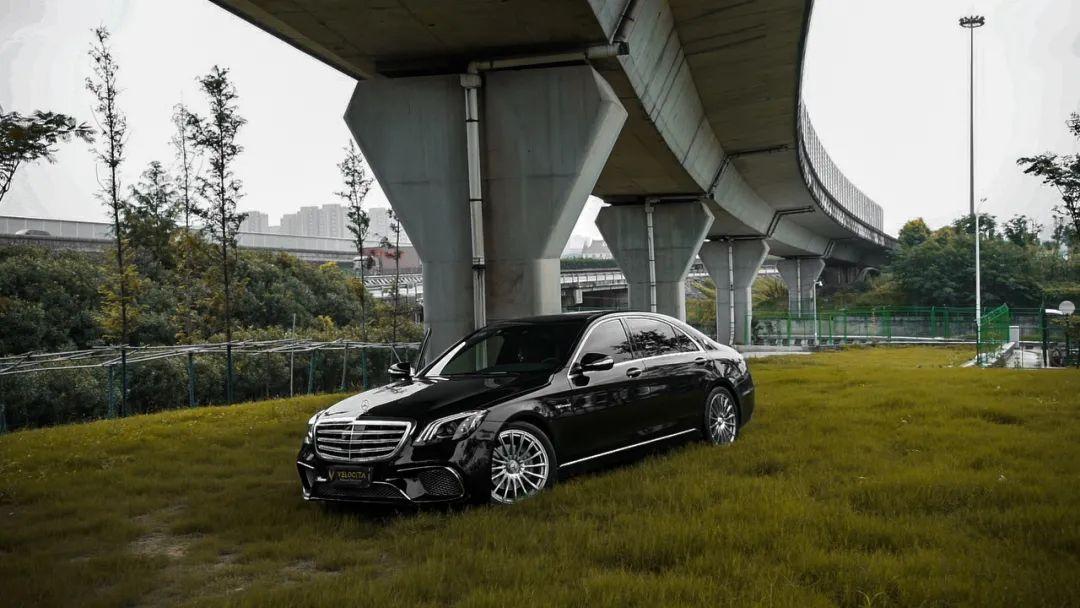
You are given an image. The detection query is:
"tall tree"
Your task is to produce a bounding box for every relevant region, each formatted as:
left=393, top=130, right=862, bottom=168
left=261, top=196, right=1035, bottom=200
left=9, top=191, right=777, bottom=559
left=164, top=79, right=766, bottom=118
left=1018, top=111, right=1080, bottom=243
left=170, top=102, right=204, bottom=342
left=171, top=103, right=201, bottom=231
left=188, top=66, right=247, bottom=403
left=86, top=26, right=133, bottom=413
left=379, top=209, right=404, bottom=344
left=0, top=108, right=93, bottom=206
left=336, top=140, right=374, bottom=338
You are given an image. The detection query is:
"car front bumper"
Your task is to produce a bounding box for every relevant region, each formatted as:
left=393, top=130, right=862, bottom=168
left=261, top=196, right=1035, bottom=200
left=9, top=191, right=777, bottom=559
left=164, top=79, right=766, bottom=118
left=296, top=433, right=494, bottom=504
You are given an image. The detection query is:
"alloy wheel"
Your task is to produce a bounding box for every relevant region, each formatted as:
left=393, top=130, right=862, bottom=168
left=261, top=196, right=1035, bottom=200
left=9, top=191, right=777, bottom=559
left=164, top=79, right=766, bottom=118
left=706, top=390, right=738, bottom=444
left=490, top=428, right=550, bottom=504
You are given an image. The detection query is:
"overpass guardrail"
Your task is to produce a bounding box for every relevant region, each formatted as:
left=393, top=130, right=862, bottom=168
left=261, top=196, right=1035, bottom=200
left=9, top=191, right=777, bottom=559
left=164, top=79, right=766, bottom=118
left=798, top=104, right=897, bottom=248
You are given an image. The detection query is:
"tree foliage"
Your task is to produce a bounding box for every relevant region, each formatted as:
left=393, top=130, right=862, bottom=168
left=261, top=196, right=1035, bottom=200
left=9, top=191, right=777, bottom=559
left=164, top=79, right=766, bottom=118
left=1002, top=214, right=1043, bottom=248
left=0, top=109, right=93, bottom=205
left=128, top=161, right=179, bottom=276
left=1018, top=111, right=1080, bottom=242
left=171, top=103, right=201, bottom=230
left=897, top=218, right=931, bottom=248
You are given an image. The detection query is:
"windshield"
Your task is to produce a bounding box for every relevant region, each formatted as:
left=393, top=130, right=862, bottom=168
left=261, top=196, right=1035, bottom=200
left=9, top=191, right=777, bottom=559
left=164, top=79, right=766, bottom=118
left=424, top=321, right=585, bottom=377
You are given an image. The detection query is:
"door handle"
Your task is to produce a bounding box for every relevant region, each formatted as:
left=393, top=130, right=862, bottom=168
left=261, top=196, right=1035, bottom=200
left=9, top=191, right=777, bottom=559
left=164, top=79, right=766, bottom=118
left=694, top=357, right=708, bottom=365
left=626, top=367, right=642, bottom=378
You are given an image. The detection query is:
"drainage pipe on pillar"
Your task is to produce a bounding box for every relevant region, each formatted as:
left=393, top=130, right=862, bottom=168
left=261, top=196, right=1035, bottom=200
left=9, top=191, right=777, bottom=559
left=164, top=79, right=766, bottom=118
left=796, top=258, right=803, bottom=316
left=461, top=42, right=628, bottom=329
left=461, top=72, right=487, bottom=330
left=727, top=241, right=736, bottom=344
left=645, top=198, right=657, bottom=313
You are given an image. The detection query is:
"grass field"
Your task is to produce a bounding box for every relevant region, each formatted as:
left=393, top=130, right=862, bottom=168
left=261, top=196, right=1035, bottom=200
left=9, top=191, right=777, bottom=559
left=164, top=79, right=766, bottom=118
left=1, top=346, right=1079, bottom=607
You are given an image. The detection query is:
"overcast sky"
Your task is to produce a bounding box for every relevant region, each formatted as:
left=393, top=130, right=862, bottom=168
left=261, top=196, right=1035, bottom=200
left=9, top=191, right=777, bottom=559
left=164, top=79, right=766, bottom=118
left=2, top=0, right=1078, bottom=239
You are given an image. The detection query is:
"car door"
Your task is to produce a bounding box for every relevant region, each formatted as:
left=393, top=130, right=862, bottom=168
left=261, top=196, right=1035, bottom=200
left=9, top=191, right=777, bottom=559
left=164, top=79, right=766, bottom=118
left=625, top=317, right=711, bottom=436
left=545, top=318, right=642, bottom=462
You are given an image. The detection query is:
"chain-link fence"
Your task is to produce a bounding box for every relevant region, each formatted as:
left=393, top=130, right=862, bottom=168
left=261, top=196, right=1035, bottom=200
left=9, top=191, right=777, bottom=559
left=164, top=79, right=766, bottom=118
left=0, top=339, right=420, bottom=433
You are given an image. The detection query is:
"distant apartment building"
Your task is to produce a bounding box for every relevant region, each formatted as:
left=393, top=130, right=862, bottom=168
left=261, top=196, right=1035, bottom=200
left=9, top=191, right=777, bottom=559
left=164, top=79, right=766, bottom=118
left=240, top=211, right=270, bottom=233
left=320, top=204, right=346, bottom=238
left=366, top=207, right=411, bottom=245
left=262, top=204, right=410, bottom=244
left=279, top=211, right=302, bottom=236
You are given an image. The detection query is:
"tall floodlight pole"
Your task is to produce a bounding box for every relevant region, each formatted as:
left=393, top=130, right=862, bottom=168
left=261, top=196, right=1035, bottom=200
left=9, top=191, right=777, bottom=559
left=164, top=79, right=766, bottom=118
left=960, top=15, right=985, bottom=347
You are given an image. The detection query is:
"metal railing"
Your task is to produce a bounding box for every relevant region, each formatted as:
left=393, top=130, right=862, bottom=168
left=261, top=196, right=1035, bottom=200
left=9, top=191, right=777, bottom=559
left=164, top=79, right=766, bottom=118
left=0, top=339, right=420, bottom=433
left=976, top=305, right=1012, bottom=366
left=746, top=306, right=1041, bottom=346
left=797, top=104, right=897, bottom=248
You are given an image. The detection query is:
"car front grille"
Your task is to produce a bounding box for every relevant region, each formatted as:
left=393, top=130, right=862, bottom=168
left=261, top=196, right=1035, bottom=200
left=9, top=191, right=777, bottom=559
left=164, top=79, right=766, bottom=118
left=314, top=418, right=413, bottom=462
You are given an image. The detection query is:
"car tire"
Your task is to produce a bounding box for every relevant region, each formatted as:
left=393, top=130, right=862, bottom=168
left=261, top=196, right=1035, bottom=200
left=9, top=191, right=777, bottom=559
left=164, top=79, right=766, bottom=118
left=703, top=386, right=739, bottom=445
left=488, top=421, right=558, bottom=504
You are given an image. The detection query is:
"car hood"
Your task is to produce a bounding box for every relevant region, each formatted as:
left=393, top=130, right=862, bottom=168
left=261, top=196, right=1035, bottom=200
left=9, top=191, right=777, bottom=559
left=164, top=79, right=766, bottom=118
left=319, top=373, right=550, bottom=423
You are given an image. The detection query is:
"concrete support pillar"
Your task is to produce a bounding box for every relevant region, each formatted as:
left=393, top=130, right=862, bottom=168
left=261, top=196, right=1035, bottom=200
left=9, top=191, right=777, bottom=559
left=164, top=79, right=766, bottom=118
left=345, top=75, right=472, bottom=356
left=777, top=257, right=826, bottom=317
left=345, top=66, right=626, bottom=353
left=596, top=201, right=714, bottom=320
left=699, top=239, right=769, bottom=345
left=483, top=65, right=627, bottom=321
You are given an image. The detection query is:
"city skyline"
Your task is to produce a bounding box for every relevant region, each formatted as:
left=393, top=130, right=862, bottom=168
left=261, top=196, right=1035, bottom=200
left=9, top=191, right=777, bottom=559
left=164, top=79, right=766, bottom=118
left=239, top=204, right=409, bottom=244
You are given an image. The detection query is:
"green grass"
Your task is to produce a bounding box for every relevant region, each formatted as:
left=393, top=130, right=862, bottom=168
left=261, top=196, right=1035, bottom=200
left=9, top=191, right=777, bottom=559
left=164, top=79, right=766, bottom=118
left=2, top=346, right=1079, bottom=607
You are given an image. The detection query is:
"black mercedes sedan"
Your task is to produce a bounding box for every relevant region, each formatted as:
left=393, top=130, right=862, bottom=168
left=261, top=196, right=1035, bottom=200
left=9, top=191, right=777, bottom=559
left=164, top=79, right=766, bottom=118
left=296, top=311, right=754, bottom=505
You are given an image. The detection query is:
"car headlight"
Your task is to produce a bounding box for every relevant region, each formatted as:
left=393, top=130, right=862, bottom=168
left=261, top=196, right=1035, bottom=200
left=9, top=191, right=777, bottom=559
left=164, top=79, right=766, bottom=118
left=736, top=356, right=748, bottom=375
left=304, top=411, right=322, bottom=444
left=414, top=411, right=487, bottom=446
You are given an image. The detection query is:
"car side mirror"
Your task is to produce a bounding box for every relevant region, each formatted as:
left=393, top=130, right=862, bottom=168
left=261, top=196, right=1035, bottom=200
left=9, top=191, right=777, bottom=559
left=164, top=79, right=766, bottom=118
left=578, top=352, right=614, bottom=373
left=388, top=362, right=412, bottom=380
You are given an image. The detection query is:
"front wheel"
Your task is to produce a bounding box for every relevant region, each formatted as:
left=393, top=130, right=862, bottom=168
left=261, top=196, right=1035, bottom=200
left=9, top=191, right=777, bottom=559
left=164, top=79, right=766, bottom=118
left=704, top=386, right=739, bottom=445
left=489, top=422, right=556, bottom=504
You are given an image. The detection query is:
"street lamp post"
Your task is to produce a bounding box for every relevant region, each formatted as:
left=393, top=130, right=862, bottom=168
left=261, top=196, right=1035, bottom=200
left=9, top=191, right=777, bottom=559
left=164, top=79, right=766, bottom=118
left=960, top=14, right=986, bottom=348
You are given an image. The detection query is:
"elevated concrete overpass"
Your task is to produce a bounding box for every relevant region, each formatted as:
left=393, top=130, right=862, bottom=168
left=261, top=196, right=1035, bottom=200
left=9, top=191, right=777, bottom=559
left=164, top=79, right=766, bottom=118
left=211, top=0, right=897, bottom=352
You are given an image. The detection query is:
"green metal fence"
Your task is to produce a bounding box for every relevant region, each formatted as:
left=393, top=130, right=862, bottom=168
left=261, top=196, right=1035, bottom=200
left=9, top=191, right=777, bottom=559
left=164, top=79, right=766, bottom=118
left=748, top=306, right=987, bottom=345
left=975, top=305, right=1012, bottom=365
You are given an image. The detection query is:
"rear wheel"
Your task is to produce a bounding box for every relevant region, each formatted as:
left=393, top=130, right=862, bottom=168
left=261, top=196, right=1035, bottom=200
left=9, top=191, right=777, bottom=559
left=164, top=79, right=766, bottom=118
left=489, top=422, right=556, bottom=504
left=704, top=386, right=739, bottom=444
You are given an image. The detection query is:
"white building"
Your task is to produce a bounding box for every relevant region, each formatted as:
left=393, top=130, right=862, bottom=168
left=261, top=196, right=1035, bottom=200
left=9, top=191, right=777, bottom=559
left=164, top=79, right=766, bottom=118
left=240, top=211, right=270, bottom=233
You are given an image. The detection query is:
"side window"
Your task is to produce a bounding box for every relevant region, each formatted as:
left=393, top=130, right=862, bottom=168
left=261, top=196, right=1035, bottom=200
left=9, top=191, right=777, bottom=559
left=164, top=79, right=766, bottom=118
left=627, top=318, right=684, bottom=358
left=578, top=320, right=634, bottom=364
left=671, top=325, right=700, bottom=352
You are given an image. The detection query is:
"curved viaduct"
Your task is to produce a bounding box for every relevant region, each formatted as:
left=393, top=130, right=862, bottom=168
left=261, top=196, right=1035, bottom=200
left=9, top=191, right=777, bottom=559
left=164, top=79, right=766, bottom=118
left=212, top=0, right=897, bottom=352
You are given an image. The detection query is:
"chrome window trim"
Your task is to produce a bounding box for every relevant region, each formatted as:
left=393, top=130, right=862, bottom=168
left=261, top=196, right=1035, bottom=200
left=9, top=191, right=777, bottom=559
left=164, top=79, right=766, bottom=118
left=314, top=418, right=415, bottom=463
left=622, top=315, right=705, bottom=358
left=565, top=313, right=708, bottom=383
left=559, top=428, right=698, bottom=468
left=564, top=317, right=638, bottom=383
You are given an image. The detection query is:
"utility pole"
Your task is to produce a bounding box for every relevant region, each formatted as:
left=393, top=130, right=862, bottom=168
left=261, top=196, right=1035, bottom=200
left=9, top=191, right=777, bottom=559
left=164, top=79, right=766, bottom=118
left=960, top=14, right=986, bottom=347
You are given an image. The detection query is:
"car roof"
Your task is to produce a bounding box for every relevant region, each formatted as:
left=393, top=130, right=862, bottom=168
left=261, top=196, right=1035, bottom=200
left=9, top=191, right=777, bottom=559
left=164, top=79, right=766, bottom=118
left=490, top=310, right=682, bottom=326
left=489, top=311, right=608, bottom=325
